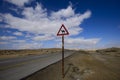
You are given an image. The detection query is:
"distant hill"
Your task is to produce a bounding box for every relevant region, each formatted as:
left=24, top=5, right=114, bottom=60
left=96, top=47, right=120, bottom=56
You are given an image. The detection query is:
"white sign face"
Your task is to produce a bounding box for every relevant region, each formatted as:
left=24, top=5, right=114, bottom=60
left=57, top=24, right=69, bottom=36
left=59, top=27, right=67, bottom=34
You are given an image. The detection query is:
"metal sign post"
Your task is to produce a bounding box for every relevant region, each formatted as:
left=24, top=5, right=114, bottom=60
left=57, top=24, right=69, bottom=78
left=62, top=35, right=64, bottom=78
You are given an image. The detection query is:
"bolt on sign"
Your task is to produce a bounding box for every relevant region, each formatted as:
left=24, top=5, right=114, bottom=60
left=57, top=24, right=69, bottom=78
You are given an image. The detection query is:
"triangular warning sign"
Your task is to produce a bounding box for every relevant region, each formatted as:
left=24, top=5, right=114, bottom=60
left=57, top=24, right=69, bottom=36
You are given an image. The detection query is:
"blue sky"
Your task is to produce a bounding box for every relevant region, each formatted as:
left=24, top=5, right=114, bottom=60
left=0, top=0, right=120, bottom=50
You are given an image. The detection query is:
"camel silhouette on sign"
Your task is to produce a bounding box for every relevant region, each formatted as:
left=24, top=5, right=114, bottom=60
left=61, top=30, right=65, bottom=33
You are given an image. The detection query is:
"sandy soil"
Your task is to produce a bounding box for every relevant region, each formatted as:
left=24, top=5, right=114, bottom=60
left=23, top=50, right=120, bottom=80
left=0, top=48, right=61, bottom=59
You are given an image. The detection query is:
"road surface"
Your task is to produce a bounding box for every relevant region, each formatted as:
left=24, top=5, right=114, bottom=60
left=0, top=51, right=74, bottom=80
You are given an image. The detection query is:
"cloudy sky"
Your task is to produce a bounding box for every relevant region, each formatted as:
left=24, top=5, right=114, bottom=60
left=0, top=0, right=120, bottom=50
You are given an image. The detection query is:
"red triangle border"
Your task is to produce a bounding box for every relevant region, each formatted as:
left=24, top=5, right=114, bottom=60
left=57, top=24, right=69, bottom=36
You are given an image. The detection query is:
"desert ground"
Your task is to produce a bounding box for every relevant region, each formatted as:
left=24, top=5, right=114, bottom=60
left=23, top=48, right=120, bottom=80
left=0, top=48, right=120, bottom=80
left=0, top=48, right=61, bottom=59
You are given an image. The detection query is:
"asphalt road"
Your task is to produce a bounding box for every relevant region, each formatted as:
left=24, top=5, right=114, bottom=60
left=0, top=51, right=74, bottom=80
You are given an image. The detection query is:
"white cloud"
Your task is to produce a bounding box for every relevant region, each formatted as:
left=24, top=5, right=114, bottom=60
left=6, top=30, right=12, bottom=33
left=0, top=17, right=2, bottom=22
left=0, top=2, right=101, bottom=49
left=0, top=19, right=2, bottom=22
left=13, top=32, right=23, bottom=36
left=11, top=40, right=26, bottom=43
left=5, top=0, right=32, bottom=7
left=0, top=39, right=42, bottom=49
left=56, top=37, right=100, bottom=49
left=65, top=38, right=100, bottom=45
left=0, top=42, right=8, bottom=44
left=0, top=36, right=16, bottom=40
left=33, top=35, right=54, bottom=41
left=22, top=3, right=47, bottom=20
left=0, top=13, right=3, bottom=22
left=12, top=42, right=43, bottom=49
left=51, top=6, right=75, bottom=19
left=3, top=4, right=91, bottom=37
